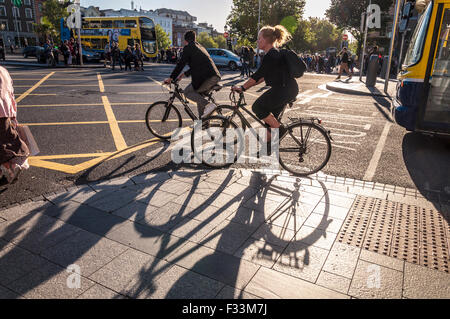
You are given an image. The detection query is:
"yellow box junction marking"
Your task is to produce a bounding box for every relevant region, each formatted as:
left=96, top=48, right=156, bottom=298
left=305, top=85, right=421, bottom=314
left=102, top=96, right=127, bottom=151
left=97, top=73, right=105, bottom=93
left=16, top=72, right=55, bottom=103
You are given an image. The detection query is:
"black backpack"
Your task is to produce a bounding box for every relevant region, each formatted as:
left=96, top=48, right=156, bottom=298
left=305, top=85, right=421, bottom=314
left=280, top=48, right=306, bottom=78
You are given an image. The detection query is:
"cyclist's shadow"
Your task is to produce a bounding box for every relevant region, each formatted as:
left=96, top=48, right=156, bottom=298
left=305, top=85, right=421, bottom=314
left=159, top=172, right=331, bottom=299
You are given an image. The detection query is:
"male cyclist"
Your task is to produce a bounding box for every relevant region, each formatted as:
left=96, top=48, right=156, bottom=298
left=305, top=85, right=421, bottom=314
left=164, top=31, right=221, bottom=118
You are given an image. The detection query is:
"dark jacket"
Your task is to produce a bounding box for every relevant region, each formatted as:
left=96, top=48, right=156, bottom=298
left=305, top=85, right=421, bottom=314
left=170, top=41, right=220, bottom=90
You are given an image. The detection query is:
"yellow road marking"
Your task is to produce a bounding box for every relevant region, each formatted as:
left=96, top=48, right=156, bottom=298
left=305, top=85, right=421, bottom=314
left=14, top=84, right=159, bottom=87
left=32, top=153, right=112, bottom=160
left=22, top=121, right=109, bottom=126
left=18, top=103, right=103, bottom=107
left=29, top=138, right=160, bottom=174
left=102, top=96, right=127, bottom=150
left=97, top=73, right=105, bottom=93
left=16, top=72, right=55, bottom=103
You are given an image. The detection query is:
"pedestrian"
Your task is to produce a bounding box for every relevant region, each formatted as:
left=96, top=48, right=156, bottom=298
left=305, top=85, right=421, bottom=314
left=240, top=46, right=249, bottom=77
left=336, top=47, right=352, bottom=80
left=104, top=42, right=111, bottom=67
left=133, top=43, right=144, bottom=71
left=0, top=66, right=29, bottom=184
left=231, top=25, right=298, bottom=146
left=61, top=40, right=70, bottom=66
left=0, top=39, right=5, bottom=61
left=163, top=30, right=221, bottom=119
left=124, top=45, right=133, bottom=71
left=111, top=42, right=123, bottom=71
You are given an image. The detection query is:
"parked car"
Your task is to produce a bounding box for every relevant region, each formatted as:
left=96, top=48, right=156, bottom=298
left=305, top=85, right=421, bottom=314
left=82, top=47, right=101, bottom=63
left=23, top=46, right=43, bottom=58
left=206, top=48, right=242, bottom=71
left=36, top=46, right=101, bottom=64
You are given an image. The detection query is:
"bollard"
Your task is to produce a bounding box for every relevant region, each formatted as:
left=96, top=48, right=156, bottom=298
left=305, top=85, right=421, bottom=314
left=366, top=54, right=379, bottom=87
left=379, top=56, right=389, bottom=79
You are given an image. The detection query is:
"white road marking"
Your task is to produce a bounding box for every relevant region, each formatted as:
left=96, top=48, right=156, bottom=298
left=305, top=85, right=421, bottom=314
left=363, top=122, right=391, bottom=181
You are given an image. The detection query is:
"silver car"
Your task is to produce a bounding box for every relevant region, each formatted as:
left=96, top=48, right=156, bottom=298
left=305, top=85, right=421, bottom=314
left=206, top=48, right=242, bottom=71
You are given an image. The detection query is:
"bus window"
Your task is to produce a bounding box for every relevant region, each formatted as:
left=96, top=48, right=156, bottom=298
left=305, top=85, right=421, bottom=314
left=89, top=20, right=101, bottom=29
left=403, top=2, right=433, bottom=67
left=113, top=20, right=125, bottom=28
left=125, top=20, right=137, bottom=28
left=101, top=20, right=113, bottom=28
left=82, top=19, right=89, bottom=29
left=423, top=7, right=450, bottom=124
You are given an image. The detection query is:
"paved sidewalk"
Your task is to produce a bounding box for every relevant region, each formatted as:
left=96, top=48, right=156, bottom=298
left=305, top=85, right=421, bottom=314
left=326, top=76, right=398, bottom=98
left=0, top=168, right=449, bottom=299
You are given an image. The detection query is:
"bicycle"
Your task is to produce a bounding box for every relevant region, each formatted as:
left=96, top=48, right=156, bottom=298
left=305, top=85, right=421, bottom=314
left=190, top=90, right=333, bottom=176
left=145, top=79, right=240, bottom=139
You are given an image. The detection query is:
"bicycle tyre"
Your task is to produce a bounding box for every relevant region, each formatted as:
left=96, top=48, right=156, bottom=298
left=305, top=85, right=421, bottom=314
left=145, top=101, right=182, bottom=140
left=278, top=122, right=331, bottom=176
left=190, top=115, right=242, bottom=169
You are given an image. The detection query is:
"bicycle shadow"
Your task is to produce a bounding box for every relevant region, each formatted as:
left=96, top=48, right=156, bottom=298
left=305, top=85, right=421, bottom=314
left=118, top=170, right=332, bottom=299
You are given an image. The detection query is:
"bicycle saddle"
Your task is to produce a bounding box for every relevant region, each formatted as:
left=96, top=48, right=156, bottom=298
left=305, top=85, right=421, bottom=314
left=210, top=84, right=223, bottom=92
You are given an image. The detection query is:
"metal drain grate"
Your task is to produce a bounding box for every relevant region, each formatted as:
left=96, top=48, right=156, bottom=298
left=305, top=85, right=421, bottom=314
left=338, top=195, right=450, bottom=273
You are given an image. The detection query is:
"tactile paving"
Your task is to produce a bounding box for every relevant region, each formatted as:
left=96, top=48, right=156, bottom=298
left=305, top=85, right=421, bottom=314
left=338, top=195, right=450, bottom=273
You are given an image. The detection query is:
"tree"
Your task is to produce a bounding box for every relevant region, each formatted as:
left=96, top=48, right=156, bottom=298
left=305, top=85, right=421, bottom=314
left=326, top=0, right=393, bottom=59
left=214, top=35, right=227, bottom=49
left=155, top=24, right=171, bottom=51
left=307, top=18, right=341, bottom=53
left=197, top=32, right=218, bottom=49
left=40, top=0, right=70, bottom=40
left=227, top=0, right=306, bottom=43
left=34, top=16, right=58, bottom=43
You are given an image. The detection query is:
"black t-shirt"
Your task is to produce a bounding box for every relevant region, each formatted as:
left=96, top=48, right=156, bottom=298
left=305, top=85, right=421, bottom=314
left=251, top=48, right=289, bottom=87
left=341, top=52, right=349, bottom=64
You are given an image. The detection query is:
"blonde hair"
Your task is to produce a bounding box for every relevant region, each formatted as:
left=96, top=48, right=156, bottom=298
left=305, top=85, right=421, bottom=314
left=259, top=25, right=291, bottom=47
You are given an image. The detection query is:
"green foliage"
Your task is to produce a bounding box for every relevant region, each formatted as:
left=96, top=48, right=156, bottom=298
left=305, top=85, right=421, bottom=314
left=197, top=32, right=218, bottom=49
left=41, top=0, right=70, bottom=39
left=227, top=0, right=306, bottom=42
left=214, top=35, right=227, bottom=49
left=155, top=24, right=171, bottom=51
left=34, top=16, right=58, bottom=41
left=325, top=0, right=394, bottom=57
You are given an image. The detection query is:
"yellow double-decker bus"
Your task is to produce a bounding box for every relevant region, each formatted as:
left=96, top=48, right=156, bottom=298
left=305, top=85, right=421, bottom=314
left=393, top=0, right=449, bottom=136
left=78, top=16, right=158, bottom=60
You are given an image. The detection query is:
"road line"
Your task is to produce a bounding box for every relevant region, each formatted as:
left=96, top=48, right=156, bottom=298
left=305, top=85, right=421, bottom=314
left=363, top=122, right=391, bottom=181
left=97, top=73, right=105, bottom=93
left=102, top=96, right=127, bottom=150
left=18, top=103, right=104, bottom=107
left=15, top=93, right=57, bottom=96
left=31, top=153, right=113, bottom=160
left=16, top=72, right=55, bottom=103
left=22, top=121, right=109, bottom=126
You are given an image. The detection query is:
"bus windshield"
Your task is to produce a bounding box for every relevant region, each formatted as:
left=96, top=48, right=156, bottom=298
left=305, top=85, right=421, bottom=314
left=403, top=1, right=433, bottom=67
left=139, top=17, right=156, bottom=54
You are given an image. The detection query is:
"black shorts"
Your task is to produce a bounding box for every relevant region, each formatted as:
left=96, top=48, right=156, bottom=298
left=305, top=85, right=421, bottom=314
left=252, top=81, right=298, bottom=119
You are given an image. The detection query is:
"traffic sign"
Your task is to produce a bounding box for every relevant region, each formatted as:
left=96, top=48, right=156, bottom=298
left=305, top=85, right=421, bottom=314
left=224, top=32, right=229, bottom=38
left=342, top=34, right=348, bottom=41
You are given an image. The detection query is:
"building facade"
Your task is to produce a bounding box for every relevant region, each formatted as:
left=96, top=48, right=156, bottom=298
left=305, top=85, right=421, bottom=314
left=0, top=0, right=37, bottom=47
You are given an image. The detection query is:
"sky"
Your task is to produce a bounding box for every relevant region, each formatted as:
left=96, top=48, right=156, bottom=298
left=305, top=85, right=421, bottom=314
left=80, top=0, right=332, bottom=33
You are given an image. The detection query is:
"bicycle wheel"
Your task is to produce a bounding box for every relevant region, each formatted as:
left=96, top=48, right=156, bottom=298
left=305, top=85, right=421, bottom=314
left=278, top=122, right=331, bottom=176
left=145, top=101, right=182, bottom=139
left=190, top=115, right=243, bottom=168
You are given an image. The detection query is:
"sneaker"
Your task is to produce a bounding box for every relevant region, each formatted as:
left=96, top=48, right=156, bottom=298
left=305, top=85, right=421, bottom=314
left=201, top=103, right=217, bottom=119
